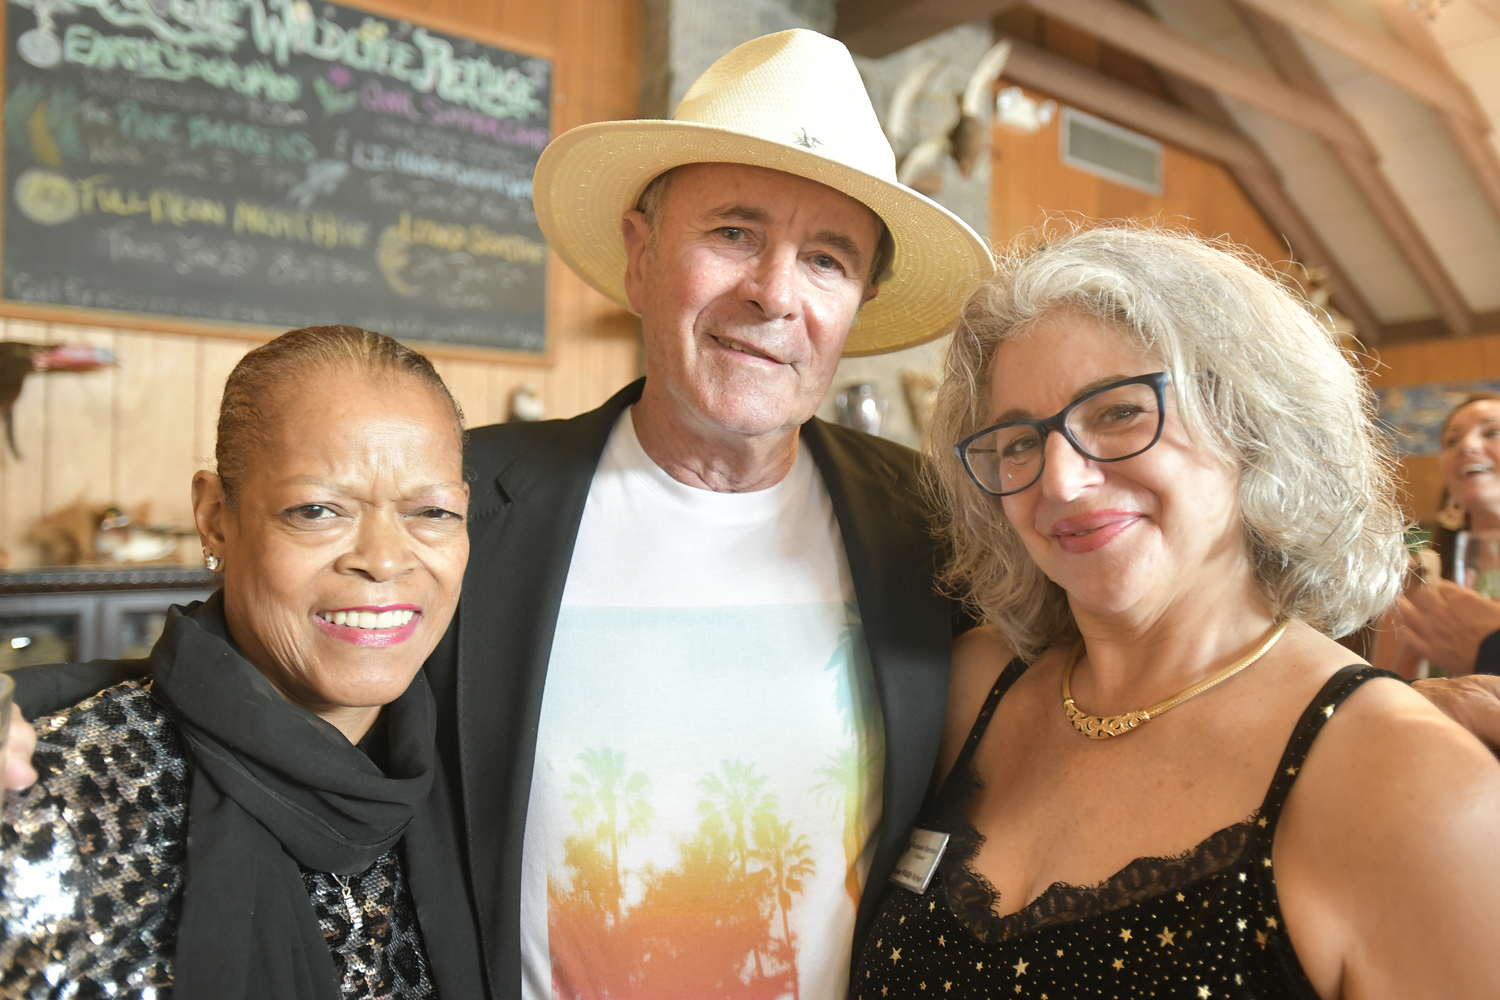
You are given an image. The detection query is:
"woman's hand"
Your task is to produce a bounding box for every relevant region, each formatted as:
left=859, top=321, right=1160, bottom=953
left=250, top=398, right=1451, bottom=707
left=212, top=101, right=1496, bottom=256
left=1396, top=578, right=1500, bottom=674
left=4, top=704, right=37, bottom=790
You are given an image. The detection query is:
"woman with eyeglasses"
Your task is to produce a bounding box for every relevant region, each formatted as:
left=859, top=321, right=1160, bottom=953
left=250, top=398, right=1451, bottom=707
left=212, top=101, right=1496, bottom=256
left=853, top=227, right=1500, bottom=998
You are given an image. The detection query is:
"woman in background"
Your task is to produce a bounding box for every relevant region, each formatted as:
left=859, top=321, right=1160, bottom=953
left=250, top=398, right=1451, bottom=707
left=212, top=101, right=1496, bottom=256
left=1380, top=392, right=1500, bottom=675
left=0, top=326, right=485, bottom=1000
left=855, top=227, right=1500, bottom=998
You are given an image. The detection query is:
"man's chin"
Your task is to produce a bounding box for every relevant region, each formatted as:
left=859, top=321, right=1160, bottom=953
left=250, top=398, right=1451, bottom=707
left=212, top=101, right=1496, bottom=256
left=693, top=394, right=809, bottom=439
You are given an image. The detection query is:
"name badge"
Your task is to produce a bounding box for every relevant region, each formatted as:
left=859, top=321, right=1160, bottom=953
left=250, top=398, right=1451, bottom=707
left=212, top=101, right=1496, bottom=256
left=888, top=828, right=951, bottom=894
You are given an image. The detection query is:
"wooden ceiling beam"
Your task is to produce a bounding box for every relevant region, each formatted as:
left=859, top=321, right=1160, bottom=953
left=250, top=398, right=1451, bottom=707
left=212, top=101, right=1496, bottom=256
left=1002, top=41, right=1267, bottom=173
left=1233, top=169, right=1386, bottom=344
left=835, top=0, right=1024, bottom=58
left=1156, top=73, right=1384, bottom=344
left=1096, top=0, right=1376, bottom=343
left=1336, top=155, right=1472, bottom=335
left=1025, top=0, right=1369, bottom=153
left=1377, top=3, right=1500, bottom=244
left=1002, top=40, right=1383, bottom=342
left=1234, top=3, right=1473, bottom=336
left=1234, top=0, right=1489, bottom=131
left=1472, top=0, right=1500, bottom=25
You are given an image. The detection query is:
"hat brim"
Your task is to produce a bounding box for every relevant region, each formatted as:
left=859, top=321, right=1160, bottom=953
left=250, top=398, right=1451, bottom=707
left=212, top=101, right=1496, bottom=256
left=533, top=119, right=995, bottom=357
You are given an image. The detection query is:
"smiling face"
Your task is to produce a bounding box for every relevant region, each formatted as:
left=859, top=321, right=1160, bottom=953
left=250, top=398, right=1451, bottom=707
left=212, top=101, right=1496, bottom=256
left=622, top=162, right=883, bottom=440
left=1440, top=399, right=1500, bottom=522
left=989, top=312, right=1251, bottom=622
left=194, top=370, right=469, bottom=731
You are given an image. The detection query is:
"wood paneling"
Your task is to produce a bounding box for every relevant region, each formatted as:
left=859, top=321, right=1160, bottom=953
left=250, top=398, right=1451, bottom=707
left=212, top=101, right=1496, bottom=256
left=989, top=93, right=1287, bottom=266
left=1367, top=332, right=1500, bottom=521
left=43, top=326, right=117, bottom=518
left=1, top=321, right=47, bottom=566
left=0, top=0, right=643, bottom=568
left=1369, top=333, right=1500, bottom=388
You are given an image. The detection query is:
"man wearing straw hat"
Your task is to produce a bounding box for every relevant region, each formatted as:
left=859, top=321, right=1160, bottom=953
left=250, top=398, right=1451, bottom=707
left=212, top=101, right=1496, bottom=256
left=0, top=27, right=994, bottom=999
left=439, top=28, right=993, bottom=997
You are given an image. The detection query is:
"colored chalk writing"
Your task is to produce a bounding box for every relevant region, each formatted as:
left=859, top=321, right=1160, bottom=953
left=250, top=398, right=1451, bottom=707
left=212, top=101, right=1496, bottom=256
left=3, top=0, right=550, bottom=353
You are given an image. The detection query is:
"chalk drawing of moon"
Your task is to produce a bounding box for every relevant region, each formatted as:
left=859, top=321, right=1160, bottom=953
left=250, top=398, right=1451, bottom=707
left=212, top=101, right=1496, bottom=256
left=15, top=168, right=78, bottom=225
left=17, top=29, right=61, bottom=69
left=377, top=225, right=423, bottom=297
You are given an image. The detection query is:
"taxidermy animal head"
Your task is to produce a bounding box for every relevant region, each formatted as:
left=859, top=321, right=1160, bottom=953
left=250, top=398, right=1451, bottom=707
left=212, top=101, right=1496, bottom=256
left=885, top=39, right=1013, bottom=193
left=0, top=342, right=116, bottom=459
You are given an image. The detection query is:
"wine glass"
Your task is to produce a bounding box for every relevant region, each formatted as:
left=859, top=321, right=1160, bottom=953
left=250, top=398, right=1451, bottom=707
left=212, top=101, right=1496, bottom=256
left=1454, top=530, right=1500, bottom=598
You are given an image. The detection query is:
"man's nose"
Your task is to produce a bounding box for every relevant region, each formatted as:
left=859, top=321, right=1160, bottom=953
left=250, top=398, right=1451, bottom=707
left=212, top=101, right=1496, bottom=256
left=1037, top=429, right=1103, bottom=499
left=743, top=244, right=798, bottom=319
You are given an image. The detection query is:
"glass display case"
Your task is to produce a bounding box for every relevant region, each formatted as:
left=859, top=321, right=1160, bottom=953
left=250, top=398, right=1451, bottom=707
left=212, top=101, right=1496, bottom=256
left=0, top=598, right=93, bottom=670
left=0, top=567, right=217, bottom=669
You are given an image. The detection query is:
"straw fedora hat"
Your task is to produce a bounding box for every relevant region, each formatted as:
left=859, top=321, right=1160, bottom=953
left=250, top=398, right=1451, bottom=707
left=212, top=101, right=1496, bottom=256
left=533, top=29, right=995, bottom=356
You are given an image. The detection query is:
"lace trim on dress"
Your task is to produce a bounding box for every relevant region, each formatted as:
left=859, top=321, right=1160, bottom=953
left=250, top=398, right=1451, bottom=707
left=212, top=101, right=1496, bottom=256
left=933, top=757, right=1254, bottom=945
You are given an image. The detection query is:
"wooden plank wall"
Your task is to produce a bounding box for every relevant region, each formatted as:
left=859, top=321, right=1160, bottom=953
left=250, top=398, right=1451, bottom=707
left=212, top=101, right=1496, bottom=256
left=989, top=97, right=1287, bottom=265
left=0, top=0, right=643, bottom=568
left=989, top=13, right=1286, bottom=264
left=1367, top=333, right=1500, bottom=522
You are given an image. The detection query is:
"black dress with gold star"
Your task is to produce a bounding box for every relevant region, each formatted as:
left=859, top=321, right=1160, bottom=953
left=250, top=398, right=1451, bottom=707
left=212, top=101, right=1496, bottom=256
left=853, top=662, right=1395, bottom=1000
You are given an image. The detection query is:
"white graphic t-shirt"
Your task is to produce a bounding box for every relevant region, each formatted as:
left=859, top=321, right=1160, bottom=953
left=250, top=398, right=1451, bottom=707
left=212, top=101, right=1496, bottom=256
left=520, top=409, right=886, bottom=1000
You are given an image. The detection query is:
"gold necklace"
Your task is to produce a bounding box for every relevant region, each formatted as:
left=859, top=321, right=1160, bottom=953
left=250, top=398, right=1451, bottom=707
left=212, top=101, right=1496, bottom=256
left=1061, top=618, right=1292, bottom=739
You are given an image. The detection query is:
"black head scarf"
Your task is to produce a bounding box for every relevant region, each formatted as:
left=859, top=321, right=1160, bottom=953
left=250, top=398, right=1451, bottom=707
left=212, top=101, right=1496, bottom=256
left=150, top=593, right=488, bottom=1000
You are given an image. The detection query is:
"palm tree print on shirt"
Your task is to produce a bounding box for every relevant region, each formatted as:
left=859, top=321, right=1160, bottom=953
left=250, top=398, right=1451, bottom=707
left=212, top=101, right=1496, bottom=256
left=753, top=811, right=816, bottom=1000
left=549, top=756, right=816, bottom=999
left=816, top=602, right=885, bottom=910
left=563, top=748, right=654, bottom=919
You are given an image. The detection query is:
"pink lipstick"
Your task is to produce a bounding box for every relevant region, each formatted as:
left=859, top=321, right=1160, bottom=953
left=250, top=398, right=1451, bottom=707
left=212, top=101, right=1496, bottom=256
left=313, top=604, right=422, bottom=648
left=1050, top=510, right=1143, bottom=554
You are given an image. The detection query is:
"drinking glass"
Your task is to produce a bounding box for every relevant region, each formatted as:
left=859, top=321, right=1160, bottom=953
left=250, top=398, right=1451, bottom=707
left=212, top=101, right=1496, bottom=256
left=1453, top=530, right=1500, bottom=598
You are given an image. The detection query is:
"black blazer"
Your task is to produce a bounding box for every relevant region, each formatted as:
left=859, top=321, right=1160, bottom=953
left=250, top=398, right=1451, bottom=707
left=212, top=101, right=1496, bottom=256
left=13, top=378, right=959, bottom=997
left=427, top=379, right=957, bottom=991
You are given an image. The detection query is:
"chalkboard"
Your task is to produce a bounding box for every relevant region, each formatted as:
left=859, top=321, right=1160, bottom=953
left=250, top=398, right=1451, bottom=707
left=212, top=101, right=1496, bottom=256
left=1, top=0, right=552, bottom=357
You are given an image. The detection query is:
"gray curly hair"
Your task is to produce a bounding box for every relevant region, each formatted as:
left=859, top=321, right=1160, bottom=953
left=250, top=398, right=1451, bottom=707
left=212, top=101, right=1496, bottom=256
left=927, top=225, right=1407, bottom=660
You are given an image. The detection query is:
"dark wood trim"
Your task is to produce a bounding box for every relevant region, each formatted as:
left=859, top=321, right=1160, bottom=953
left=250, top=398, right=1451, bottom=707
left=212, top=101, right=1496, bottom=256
left=836, top=0, right=1024, bottom=58
left=1381, top=311, right=1500, bottom=345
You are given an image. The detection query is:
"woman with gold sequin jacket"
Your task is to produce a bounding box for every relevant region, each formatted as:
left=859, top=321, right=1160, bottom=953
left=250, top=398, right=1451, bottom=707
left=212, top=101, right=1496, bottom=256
left=854, top=227, right=1500, bottom=999
left=0, top=326, right=485, bottom=1000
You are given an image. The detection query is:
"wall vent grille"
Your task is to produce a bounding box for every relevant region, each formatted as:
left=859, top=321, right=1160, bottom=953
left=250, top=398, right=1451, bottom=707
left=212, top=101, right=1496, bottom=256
left=1061, top=106, right=1164, bottom=195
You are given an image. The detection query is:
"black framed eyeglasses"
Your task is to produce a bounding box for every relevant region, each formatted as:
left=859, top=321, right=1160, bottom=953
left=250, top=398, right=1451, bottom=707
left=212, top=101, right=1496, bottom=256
left=954, top=372, right=1171, bottom=497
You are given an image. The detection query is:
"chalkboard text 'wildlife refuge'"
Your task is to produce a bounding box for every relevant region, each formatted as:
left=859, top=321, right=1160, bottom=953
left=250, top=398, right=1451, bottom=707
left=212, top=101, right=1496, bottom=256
left=4, top=0, right=551, bottom=353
